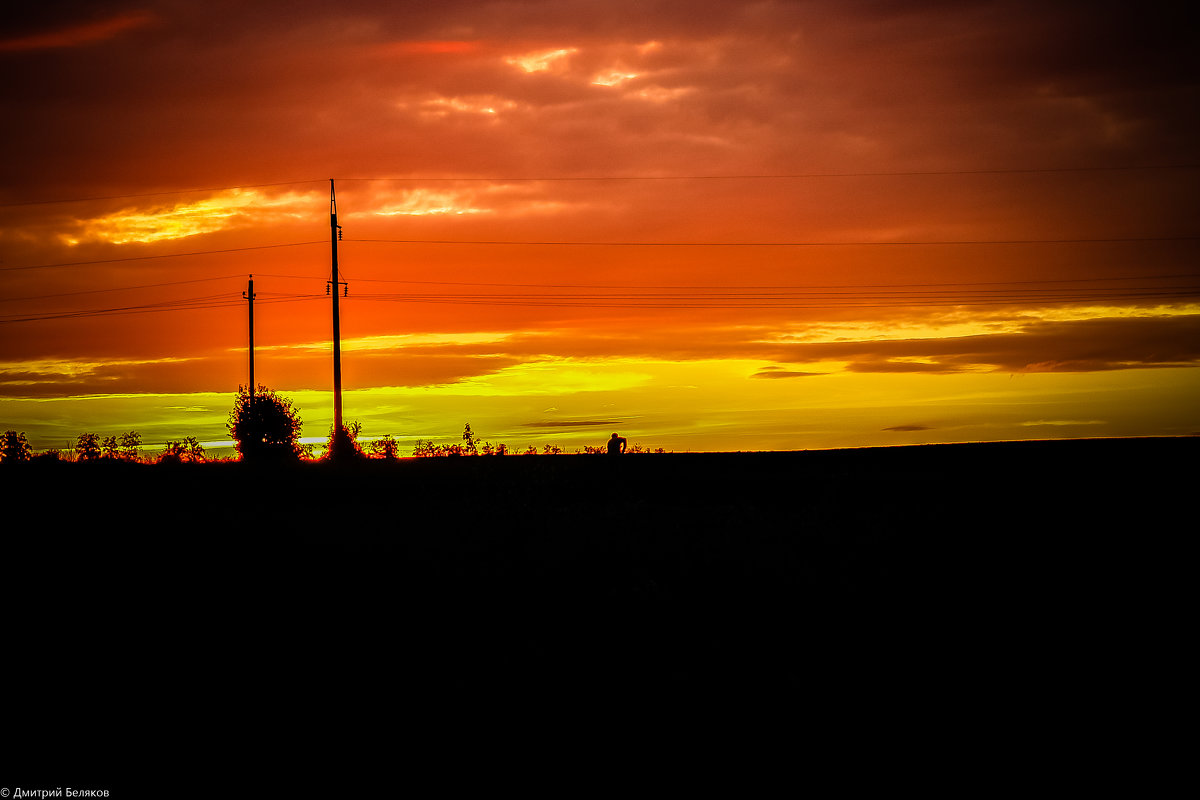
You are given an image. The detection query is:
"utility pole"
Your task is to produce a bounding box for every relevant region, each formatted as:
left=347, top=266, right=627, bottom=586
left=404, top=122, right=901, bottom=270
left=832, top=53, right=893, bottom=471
left=329, top=179, right=345, bottom=434
left=243, top=275, right=255, bottom=394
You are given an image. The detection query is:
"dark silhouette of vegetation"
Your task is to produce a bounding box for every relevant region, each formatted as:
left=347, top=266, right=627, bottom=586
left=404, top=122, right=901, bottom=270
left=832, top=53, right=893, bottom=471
left=405, top=423, right=666, bottom=457
left=6, top=417, right=665, bottom=466
left=120, top=431, right=142, bottom=460
left=2, top=430, right=33, bottom=463
left=324, top=420, right=365, bottom=463
left=227, top=385, right=304, bottom=463
left=369, top=434, right=400, bottom=460
left=99, top=431, right=141, bottom=461
left=461, top=423, right=479, bottom=455
left=75, top=433, right=101, bottom=461
left=159, top=437, right=206, bottom=464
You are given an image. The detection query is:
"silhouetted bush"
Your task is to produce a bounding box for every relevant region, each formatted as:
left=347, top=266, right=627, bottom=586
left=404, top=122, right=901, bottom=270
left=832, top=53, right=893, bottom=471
left=158, top=437, right=206, bottom=464
left=461, top=423, right=479, bottom=455
left=1, top=430, right=33, bottom=463
left=227, top=385, right=304, bottom=463
left=75, top=433, right=101, bottom=461
left=323, top=421, right=365, bottom=463
left=368, top=434, right=400, bottom=460
left=120, top=431, right=142, bottom=461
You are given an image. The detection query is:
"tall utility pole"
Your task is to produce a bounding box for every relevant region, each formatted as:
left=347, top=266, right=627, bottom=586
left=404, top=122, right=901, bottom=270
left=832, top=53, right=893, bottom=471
left=330, top=179, right=344, bottom=434
left=243, top=275, right=255, bottom=394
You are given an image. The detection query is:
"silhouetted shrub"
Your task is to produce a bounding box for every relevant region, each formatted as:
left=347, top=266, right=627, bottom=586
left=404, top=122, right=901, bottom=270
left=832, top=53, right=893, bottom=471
left=158, top=437, right=206, bottom=464
left=1, top=430, right=33, bottom=463
left=369, top=434, right=400, bottom=460
left=227, top=385, right=304, bottom=463
left=461, top=423, right=479, bottom=455
left=120, top=431, right=142, bottom=461
left=101, top=435, right=120, bottom=459
left=75, top=433, right=101, bottom=461
left=323, top=421, right=365, bottom=463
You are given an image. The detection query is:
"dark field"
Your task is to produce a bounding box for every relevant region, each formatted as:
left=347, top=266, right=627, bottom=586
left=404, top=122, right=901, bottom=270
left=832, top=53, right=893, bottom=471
left=5, top=437, right=1193, bottom=746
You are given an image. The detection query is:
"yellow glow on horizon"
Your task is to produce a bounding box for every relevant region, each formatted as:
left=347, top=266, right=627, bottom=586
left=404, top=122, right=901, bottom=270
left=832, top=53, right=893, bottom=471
left=5, top=362, right=1198, bottom=455
left=413, top=356, right=654, bottom=396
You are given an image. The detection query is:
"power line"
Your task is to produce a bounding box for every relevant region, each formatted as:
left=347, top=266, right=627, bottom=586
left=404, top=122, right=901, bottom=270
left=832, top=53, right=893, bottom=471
left=4, top=235, right=1191, bottom=276
left=349, top=288, right=1200, bottom=310
left=0, top=180, right=326, bottom=209
left=348, top=273, right=1200, bottom=291
left=0, top=241, right=325, bottom=273
left=0, top=294, right=322, bottom=324
left=348, top=236, right=1200, bottom=247
left=3, top=164, right=1196, bottom=207
left=340, top=164, right=1200, bottom=182
left=4, top=279, right=1195, bottom=324
left=0, top=274, right=244, bottom=303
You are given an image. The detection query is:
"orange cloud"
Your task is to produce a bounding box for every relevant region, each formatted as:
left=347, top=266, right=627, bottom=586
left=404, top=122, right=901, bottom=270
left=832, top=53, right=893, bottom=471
left=383, top=40, right=482, bottom=55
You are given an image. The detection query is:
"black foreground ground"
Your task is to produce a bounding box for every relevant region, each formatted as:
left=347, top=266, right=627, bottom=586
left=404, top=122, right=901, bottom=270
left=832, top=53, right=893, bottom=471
left=5, top=437, right=1193, bottom=773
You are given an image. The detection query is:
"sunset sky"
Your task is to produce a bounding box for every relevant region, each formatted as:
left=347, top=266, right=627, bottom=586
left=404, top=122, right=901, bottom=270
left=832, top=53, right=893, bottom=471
left=2, top=0, right=1198, bottom=456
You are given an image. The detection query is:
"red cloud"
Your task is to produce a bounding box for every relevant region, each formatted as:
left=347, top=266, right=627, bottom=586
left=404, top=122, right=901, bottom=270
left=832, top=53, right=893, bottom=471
left=378, top=40, right=483, bottom=56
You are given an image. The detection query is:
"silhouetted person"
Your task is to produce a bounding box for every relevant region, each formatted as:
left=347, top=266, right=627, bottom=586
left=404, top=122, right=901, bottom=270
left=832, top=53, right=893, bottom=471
left=608, top=433, right=627, bottom=455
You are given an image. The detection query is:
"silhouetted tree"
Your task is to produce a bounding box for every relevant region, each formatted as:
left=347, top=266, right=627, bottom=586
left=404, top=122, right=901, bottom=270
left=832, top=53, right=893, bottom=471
left=158, top=437, right=206, bottom=464
left=120, top=431, right=142, bottom=461
left=101, top=435, right=120, bottom=459
left=227, top=385, right=304, bottom=463
left=324, top=420, right=365, bottom=463
left=1, top=430, right=33, bottom=463
left=462, top=423, right=479, bottom=455
left=75, top=433, right=101, bottom=461
left=369, top=434, right=400, bottom=460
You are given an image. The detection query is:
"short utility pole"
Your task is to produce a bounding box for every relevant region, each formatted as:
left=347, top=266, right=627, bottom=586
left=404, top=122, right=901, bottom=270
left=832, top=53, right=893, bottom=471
left=329, top=179, right=345, bottom=434
left=243, top=274, right=255, bottom=394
